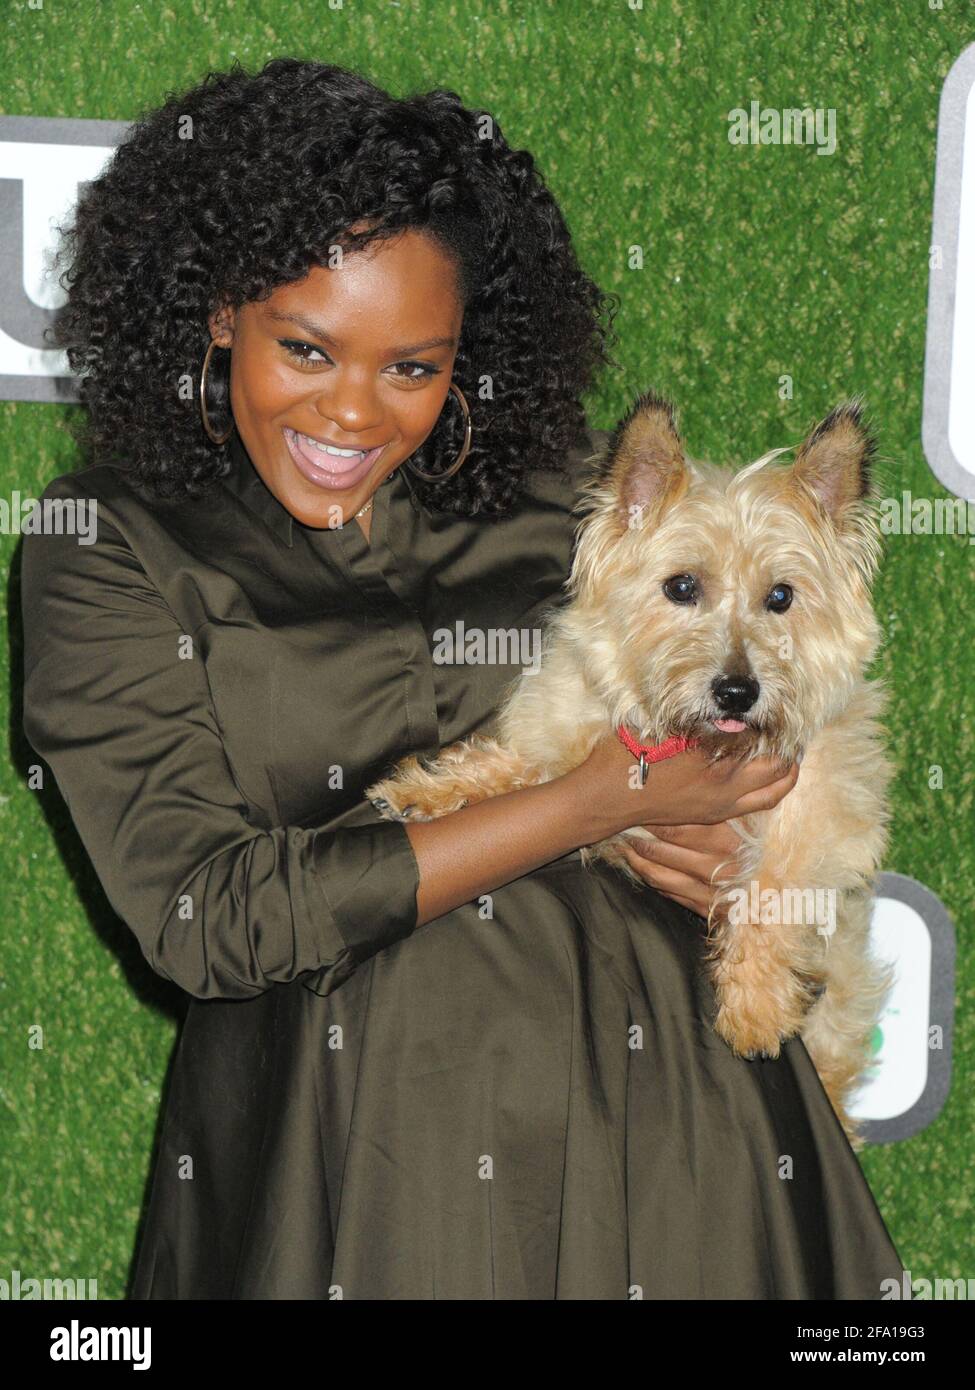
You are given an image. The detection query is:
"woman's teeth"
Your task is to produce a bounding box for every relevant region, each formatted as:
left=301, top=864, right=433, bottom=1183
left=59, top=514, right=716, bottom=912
left=298, top=434, right=364, bottom=459
left=284, top=427, right=385, bottom=489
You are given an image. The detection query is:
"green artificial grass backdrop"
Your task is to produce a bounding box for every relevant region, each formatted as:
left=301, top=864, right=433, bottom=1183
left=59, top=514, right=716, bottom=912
left=2, top=0, right=972, bottom=1298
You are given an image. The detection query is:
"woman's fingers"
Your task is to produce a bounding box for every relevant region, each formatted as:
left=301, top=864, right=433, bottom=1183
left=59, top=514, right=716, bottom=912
left=625, top=831, right=739, bottom=885
left=621, top=845, right=711, bottom=917
left=730, top=760, right=800, bottom=817
left=642, top=820, right=744, bottom=858
left=736, top=755, right=796, bottom=789
left=620, top=761, right=800, bottom=918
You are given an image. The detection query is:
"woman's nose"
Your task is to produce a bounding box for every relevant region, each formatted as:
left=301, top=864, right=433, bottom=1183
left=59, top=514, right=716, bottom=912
left=309, top=376, right=383, bottom=435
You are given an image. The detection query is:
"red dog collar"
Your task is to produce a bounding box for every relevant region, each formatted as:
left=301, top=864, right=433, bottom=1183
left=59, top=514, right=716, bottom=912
left=616, top=723, right=700, bottom=786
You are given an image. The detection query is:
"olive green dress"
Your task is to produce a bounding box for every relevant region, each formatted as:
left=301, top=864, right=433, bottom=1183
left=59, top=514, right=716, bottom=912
left=20, top=423, right=906, bottom=1300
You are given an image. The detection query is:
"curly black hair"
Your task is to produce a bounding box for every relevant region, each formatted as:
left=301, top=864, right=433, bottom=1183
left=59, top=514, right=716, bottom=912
left=48, top=57, right=620, bottom=518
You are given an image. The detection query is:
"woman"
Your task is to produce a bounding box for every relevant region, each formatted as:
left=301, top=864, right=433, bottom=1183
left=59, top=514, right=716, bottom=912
left=21, top=58, right=905, bottom=1299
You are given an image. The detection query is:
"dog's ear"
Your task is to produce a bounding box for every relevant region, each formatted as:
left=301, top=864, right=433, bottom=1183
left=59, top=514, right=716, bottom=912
left=788, top=398, right=877, bottom=523
left=606, top=390, right=688, bottom=531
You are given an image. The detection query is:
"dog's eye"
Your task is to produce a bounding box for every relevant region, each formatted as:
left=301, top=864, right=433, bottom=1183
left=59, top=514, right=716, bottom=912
left=663, top=574, right=698, bottom=604
left=766, top=583, right=793, bottom=613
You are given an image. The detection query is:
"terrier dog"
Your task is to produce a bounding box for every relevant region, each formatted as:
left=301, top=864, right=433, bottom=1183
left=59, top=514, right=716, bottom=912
left=367, top=393, right=895, bottom=1149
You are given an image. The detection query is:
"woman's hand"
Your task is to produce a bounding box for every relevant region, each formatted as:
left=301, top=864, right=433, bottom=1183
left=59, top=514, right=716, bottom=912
left=619, top=819, right=745, bottom=919
left=566, top=730, right=801, bottom=836
left=562, top=731, right=802, bottom=918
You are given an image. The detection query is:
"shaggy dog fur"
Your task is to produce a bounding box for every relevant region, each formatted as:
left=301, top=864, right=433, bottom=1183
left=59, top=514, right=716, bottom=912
left=368, top=392, right=895, bottom=1149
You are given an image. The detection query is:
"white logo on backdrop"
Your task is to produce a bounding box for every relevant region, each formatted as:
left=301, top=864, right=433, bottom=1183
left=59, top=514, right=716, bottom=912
left=924, top=42, right=975, bottom=500
left=0, top=114, right=128, bottom=401
left=850, top=874, right=955, bottom=1144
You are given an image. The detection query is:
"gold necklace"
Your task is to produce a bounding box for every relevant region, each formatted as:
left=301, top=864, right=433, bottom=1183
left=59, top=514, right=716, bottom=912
left=355, top=468, right=396, bottom=519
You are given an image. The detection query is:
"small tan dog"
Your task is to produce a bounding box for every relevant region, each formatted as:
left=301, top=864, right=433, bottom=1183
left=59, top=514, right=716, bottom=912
left=367, top=393, right=895, bottom=1149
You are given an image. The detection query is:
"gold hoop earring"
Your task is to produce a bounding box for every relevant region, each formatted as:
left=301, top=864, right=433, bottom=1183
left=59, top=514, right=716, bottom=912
left=200, top=339, right=234, bottom=445
left=403, top=382, right=472, bottom=481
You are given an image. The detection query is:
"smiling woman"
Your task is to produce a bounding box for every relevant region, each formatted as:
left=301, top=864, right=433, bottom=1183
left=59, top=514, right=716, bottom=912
left=21, top=56, right=906, bottom=1301
left=210, top=238, right=465, bottom=542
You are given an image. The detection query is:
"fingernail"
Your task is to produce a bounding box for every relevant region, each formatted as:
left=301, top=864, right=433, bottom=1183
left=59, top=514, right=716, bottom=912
left=796, top=750, right=804, bottom=764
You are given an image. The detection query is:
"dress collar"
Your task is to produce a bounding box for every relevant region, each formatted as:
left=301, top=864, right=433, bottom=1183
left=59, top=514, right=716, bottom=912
left=222, top=429, right=296, bottom=547
left=220, top=429, right=422, bottom=547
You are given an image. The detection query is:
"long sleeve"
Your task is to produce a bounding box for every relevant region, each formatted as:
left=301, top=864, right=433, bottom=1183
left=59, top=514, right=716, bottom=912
left=20, top=482, right=421, bottom=1001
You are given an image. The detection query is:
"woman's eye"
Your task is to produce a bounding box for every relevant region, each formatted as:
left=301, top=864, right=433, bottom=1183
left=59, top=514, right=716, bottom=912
left=281, top=340, right=328, bottom=366
left=280, top=341, right=441, bottom=381
left=663, top=574, right=698, bottom=604
left=390, top=361, right=442, bottom=381
left=766, top=582, right=794, bottom=613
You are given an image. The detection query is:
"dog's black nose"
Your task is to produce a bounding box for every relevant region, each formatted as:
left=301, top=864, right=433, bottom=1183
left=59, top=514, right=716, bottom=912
left=712, top=674, right=760, bottom=713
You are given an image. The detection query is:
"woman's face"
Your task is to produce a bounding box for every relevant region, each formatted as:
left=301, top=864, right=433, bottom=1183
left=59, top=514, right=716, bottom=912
left=209, top=228, right=464, bottom=530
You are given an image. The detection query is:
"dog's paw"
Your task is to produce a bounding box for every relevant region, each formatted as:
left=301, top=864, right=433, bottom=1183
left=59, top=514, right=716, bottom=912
left=367, top=769, right=474, bottom=821
left=368, top=794, right=421, bottom=822
left=369, top=800, right=433, bottom=817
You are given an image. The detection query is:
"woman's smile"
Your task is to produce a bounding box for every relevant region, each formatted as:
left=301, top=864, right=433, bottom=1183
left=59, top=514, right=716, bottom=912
left=283, top=427, right=390, bottom=492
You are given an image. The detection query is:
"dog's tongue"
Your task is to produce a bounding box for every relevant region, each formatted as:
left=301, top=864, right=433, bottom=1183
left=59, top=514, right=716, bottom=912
left=713, top=718, right=748, bottom=732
